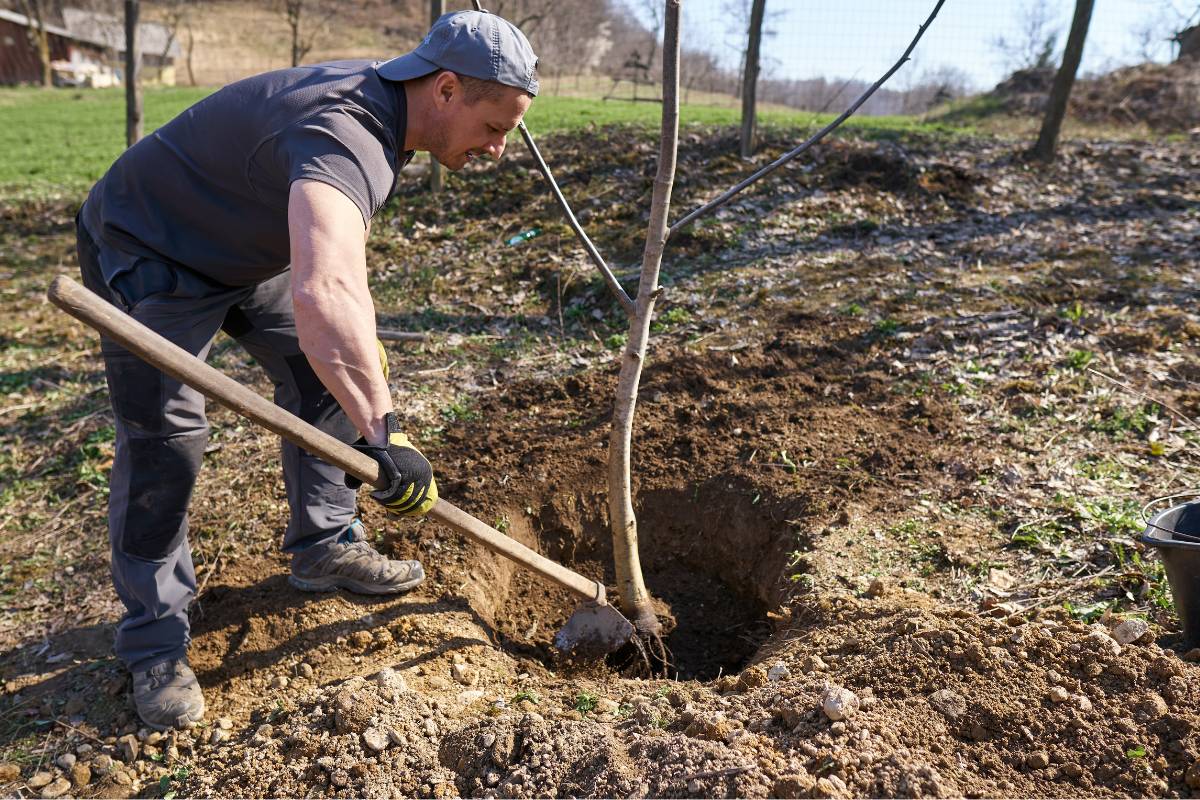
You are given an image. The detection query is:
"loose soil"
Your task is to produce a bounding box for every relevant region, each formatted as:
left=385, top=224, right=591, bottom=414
left=1, top=123, right=1199, bottom=797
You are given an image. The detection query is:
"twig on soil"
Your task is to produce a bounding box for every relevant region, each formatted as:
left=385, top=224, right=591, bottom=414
left=1086, top=367, right=1200, bottom=431
left=1002, top=564, right=1115, bottom=619
left=413, top=361, right=459, bottom=376
left=668, top=0, right=947, bottom=235
left=682, top=765, right=754, bottom=781
left=54, top=718, right=105, bottom=745
left=195, top=533, right=231, bottom=603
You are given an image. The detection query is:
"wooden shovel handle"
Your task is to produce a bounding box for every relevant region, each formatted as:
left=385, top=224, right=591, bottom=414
left=47, top=276, right=605, bottom=604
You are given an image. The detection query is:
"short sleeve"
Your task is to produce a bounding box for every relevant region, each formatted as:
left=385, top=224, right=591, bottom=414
left=269, top=108, right=396, bottom=224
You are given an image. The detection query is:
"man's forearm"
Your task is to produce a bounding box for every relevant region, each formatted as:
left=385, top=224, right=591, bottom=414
left=293, top=289, right=392, bottom=446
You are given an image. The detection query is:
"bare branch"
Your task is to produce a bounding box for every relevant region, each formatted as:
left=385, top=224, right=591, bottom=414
left=516, top=122, right=635, bottom=315
left=668, top=0, right=947, bottom=237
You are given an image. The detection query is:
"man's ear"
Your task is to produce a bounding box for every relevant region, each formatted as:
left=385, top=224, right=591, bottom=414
left=432, top=70, right=459, bottom=107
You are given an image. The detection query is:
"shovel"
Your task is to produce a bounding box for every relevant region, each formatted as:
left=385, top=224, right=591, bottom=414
left=47, top=276, right=634, bottom=657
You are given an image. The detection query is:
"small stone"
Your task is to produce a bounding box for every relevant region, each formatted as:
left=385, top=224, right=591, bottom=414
left=1027, top=751, right=1050, bottom=769
left=28, top=771, right=54, bottom=789
left=1135, top=692, right=1169, bottom=719
left=451, top=662, right=478, bottom=687
left=362, top=728, right=389, bottom=752
left=74, top=744, right=92, bottom=756
left=424, top=718, right=438, bottom=737
left=1061, top=763, right=1083, bottom=779
left=485, top=771, right=500, bottom=787
left=767, top=662, right=791, bottom=683
left=350, top=630, right=372, bottom=649
left=92, top=755, right=114, bottom=774
left=1048, top=686, right=1071, bottom=703
left=117, top=735, right=139, bottom=762
left=112, top=770, right=132, bottom=787
left=821, top=686, right=859, bottom=721
left=736, top=666, right=768, bottom=692
left=209, top=728, right=229, bottom=745
left=145, top=731, right=165, bottom=747
left=866, top=577, right=888, bottom=597
left=0, top=763, right=18, bottom=782
left=1074, top=694, right=1093, bottom=712
left=216, top=717, right=233, bottom=730
left=596, top=698, right=619, bottom=715
left=927, top=689, right=966, bottom=720
left=802, top=655, right=829, bottom=673
left=70, top=762, right=92, bottom=787
left=1112, top=618, right=1150, bottom=646
left=1086, top=626, right=1121, bottom=656
left=773, top=773, right=816, bottom=799
left=42, top=777, right=72, bottom=798
left=387, top=728, right=407, bottom=747
left=55, top=753, right=76, bottom=771
left=270, top=675, right=289, bottom=690
left=298, top=663, right=314, bottom=679
left=480, top=732, right=496, bottom=748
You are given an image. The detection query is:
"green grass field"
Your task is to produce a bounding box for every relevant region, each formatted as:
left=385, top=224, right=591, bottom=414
left=0, top=86, right=945, bottom=198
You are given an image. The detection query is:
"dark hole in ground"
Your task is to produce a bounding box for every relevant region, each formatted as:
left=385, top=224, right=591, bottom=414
left=454, top=484, right=796, bottom=682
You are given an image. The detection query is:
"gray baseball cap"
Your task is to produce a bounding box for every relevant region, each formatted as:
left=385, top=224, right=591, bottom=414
left=377, top=10, right=539, bottom=96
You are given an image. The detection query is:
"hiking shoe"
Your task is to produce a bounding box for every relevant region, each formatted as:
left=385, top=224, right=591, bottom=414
left=132, top=658, right=205, bottom=731
left=289, top=519, right=425, bottom=595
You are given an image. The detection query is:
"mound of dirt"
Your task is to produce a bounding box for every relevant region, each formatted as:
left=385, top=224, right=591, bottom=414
left=989, top=61, right=1200, bottom=132
left=176, top=591, right=1200, bottom=798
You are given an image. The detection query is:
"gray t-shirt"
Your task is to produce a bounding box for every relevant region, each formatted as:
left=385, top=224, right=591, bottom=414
left=83, top=60, right=413, bottom=287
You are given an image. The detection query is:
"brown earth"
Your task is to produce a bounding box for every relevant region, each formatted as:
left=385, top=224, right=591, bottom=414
left=1, top=125, right=1199, bottom=797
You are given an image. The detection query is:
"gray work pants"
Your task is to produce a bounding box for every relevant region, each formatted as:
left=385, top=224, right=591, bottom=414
left=76, top=215, right=358, bottom=672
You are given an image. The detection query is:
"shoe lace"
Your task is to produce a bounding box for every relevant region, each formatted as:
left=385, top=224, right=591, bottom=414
left=145, top=661, right=181, bottom=691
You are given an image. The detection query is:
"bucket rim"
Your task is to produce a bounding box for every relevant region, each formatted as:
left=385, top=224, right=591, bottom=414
left=1141, top=492, right=1200, bottom=550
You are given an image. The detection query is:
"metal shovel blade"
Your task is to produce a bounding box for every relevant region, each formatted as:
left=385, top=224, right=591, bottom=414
left=554, top=601, right=636, bottom=657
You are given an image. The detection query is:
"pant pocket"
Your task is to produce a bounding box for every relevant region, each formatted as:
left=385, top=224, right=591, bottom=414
left=105, top=354, right=166, bottom=436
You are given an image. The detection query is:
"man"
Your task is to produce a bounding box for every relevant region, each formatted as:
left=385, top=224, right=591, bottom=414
left=75, top=10, right=538, bottom=730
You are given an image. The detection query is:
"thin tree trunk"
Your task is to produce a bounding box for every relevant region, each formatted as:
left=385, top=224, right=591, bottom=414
left=125, top=0, right=143, bottom=147
left=739, top=0, right=766, bottom=159
left=1030, top=0, right=1094, bottom=163
left=608, top=0, right=681, bottom=637
left=429, top=0, right=444, bottom=195
left=186, top=25, right=196, bottom=86
left=18, top=0, right=53, bottom=87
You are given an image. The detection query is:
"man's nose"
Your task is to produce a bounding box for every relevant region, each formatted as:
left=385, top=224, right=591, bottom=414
left=486, top=135, right=506, bottom=160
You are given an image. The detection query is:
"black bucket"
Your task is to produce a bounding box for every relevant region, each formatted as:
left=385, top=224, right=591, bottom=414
left=1141, top=496, right=1200, bottom=649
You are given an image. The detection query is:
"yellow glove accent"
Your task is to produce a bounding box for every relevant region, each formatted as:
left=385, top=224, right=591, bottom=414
left=377, top=339, right=390, bottom=382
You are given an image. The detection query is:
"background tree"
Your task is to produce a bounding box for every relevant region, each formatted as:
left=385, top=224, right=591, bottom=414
left=991, top=0, right=1060, bottom=74
left=1030, top=0, right=1094, bottom=162
left=280, top=0, right=336, bottom=67
left=13, top=0, right=52, bottom=87
left=125, top=0, right=142, bottom=146
left=738, top=0, right=765, bottom=158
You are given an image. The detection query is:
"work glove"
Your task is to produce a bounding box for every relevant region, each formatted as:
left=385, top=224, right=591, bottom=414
left=377, top=338, right=389, bottom=382
left=346, top=412, right=438, bottom=516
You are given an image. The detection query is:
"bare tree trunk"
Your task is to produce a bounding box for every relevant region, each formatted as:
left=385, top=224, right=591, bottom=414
left=608, top=0, right=681, bottom=638
left=125, top=0, right=143, bottom=147
left=16, top=0, right=53, bottom=87
left=739, top=0, right=766, bottom=159
left=288, top=0, right=303, bottom=67
left=186, top=24, right=196, bottom=86
left=429, top=0, right=444, bottom=195
left=1030, top=0, right=1094, bottom=163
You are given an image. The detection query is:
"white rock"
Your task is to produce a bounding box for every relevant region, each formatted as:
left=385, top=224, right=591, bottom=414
left=451, top=662, right=478, bottom=687
left=208, top=728, right=229, bottom=746
left=362, top=728, right=388, bottom=752
left=216, top=717, right=234, bottom=730
left=1074, top=694, right=1093, bottom=712
left=55, top=753, right=76, bottom=770
left=1086, top=626, right=1122, bottom=656
left=927, top=688, right=966, bottom=719
left=298, top=663, right=315, bottom=679
left=767, top=662, right=791, bottom=683
left=1048, top=686, right=1071, bottom=703
left=822, top=686, right=860, bottom=721
left=270, top=675, right=289, bottom=690
left=1112, top=618, right=1150, bottom=646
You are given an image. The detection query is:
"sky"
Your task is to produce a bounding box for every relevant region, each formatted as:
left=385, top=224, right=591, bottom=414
left=631, top=0, right=1197, bottom=91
